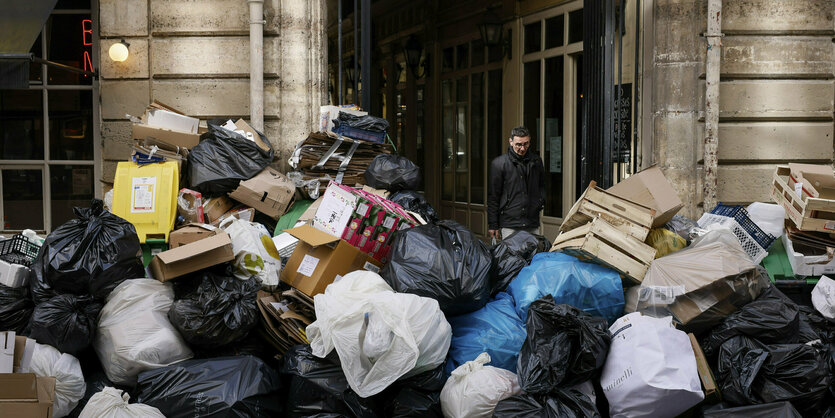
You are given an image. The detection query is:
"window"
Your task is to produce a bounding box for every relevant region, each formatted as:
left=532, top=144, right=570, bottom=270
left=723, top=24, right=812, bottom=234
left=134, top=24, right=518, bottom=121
left=0, top=1, right=98, bottom=232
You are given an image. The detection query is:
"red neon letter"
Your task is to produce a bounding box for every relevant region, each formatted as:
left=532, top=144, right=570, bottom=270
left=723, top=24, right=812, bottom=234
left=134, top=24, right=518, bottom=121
left=83, top=51, right=93, bottom=73
left=82, top=19, right=92, bottom=46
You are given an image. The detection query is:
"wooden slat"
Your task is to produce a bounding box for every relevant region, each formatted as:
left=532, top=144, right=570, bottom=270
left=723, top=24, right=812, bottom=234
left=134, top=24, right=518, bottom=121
left=584, top=187, right=656, bottom=226
left=561, top=182, right=654, bottom=240
left=575, top=236, right=649, bottom=284
left=771, top=165, right=835, bottom=233
left=589, top=218, right=657, bottom=264
left=578, top=200, right=651, bottom=240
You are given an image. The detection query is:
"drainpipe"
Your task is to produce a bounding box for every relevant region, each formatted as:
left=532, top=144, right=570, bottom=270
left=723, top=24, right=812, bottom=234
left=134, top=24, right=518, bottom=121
left=703, top=0, right=722, bottom=212
left=249, top=0, right=265, bottom=131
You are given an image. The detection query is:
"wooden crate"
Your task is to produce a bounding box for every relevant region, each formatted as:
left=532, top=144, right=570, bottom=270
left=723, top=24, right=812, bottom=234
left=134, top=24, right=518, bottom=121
left=551, top=217, right=657, bottom=284
left=561, top=181, right=656, bottom=241
left=771, top=165, right=835, bottom=233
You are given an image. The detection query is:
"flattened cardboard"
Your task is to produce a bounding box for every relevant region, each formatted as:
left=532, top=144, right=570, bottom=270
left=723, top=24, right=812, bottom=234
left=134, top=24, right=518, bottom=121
left=202, top=196, right=234, bottom=223
left=688, top=333, right=719, bottom=402
left=0, top=374, right=55, bottom=418
left=228, top=167, right=295, bottom=220
left=169, top=223, right=218, bottom=248
left=13, top=336, right=34, bottom=373
left=132, top=123, right=200, bottom=150
left=150, top=231, right=234, bottom=282
left=233, top=119, right=271, bottom=152
left=608, top=165, right=683, bottom=227
left=281, top=225, right=382, bottom=297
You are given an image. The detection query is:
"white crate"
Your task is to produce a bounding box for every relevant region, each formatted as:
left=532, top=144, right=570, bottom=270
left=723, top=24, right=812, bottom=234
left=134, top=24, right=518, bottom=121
left=697, top=213, right=769, bottom=264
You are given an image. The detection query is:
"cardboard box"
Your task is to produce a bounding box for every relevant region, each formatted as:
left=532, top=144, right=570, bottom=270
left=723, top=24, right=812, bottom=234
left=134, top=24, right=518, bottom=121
left=280, top=225, right=382, bottom=297
left=688, top=333, right=719, bottom=403
left=0, top=332, right=13, bottom=373
left=132, top=124, right=200, bottom=150
left=202, top=196, right=235, bottom=223
left=0, top=259, right=29, bottom=288
left=608, top=165, right=683, bottom=227
left=13, top=336, right=34, bottom=374
left=132, top=101, right=201, bottom=150
left=668, top=268, right=766, bottom=333
left=228, top=167, right=295, bottom=220
left=232, top=119, right=271, bottom=152
left=210, top=207, right=255, bottom=227
left=312, top=183, right=360, bottom=237
left=146, top=108, right=199, bottom=134
left=0, top=374, right=55, bottom=418
left=788, top=163, right=835, bottom=199
left=150, top=231, right=234, bottom=282
left=783, top=233, right=835, bottom=277
left=169, top=223, right=219, bottom=248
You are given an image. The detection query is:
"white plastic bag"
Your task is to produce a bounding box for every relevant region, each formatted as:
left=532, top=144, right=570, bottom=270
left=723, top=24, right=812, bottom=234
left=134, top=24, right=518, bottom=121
left=306, top=270, right=452, bottom=398
left=812, top=275, right=835, bottom=321
left=29, top=342, right=86, bottom=418
left=219, top=216, right=282, bottom=289
left=440, top=352, right=521, bottom=418
left=600, top=313, right=704, bottom=418
left=94, top=279, right=193, bottom=386
left=79, top=387, right=165, bottom=418
left=746, top=202, right=785, bottom=238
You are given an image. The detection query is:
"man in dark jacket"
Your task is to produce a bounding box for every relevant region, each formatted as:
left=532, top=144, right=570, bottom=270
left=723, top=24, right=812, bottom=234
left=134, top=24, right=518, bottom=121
left=488, top=126, right=545, bottom=240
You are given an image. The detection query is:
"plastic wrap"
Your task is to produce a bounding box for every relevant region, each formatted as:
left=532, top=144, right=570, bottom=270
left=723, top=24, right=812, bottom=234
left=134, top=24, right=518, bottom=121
left=491, top=230, right=551, bottom=295
left=218, top=216, right=282, bottom=289
left=440, top=353, right=521, bottom=418
left=168, top=269, right=260, bottom=348
left=663, top=214, right=702, bottom=244
left=382, top=220, right=494, bottom=316
left=30, top=199, right=143, bottom=303
left=364, top=154, right=421, bottom=192
left=94, top=279, right=193, bottom=386
left=507, top=252, right=625, bottom=323
left=135, top=355, right=283, bottom=417
left=79, top=387, right=165, bottom=418
left=517, top=298, right=610, bottom=394
left=29, top=341, right=86, bottom=418
left=645, top=228, right=687, bottom=259
left=812, top=275, right=835, bottom=321
left=186, top=119, right=274, bottom=196
left=0, top=283, right=33, bottom=333
left=335, top=112, right=390, bottom=132
left=624, top=230, right=767, bottom=333
left=306, top=270, right=452, bottom=398
left=600, top=313, right=704, bottom=418
left=28, top=294, right=102, bottom=355
left=446, top=292, right=526, bottom=373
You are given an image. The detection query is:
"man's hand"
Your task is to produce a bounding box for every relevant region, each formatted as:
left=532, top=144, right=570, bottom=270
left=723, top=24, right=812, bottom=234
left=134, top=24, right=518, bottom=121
left=489, top=229, right=500, bottom=240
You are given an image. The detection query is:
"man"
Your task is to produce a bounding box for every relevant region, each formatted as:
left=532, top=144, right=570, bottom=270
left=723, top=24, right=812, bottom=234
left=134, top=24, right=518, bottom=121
left=488, top=126, right=545, bottom=240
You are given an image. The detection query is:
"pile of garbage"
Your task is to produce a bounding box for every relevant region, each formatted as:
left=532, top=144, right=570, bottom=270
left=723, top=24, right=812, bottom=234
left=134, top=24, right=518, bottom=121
left=0, top=103, right=833, bottom=417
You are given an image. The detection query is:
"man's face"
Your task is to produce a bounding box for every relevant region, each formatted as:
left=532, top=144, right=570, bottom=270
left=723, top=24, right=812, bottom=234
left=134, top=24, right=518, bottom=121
left=509, top=135, right=531, bottom=156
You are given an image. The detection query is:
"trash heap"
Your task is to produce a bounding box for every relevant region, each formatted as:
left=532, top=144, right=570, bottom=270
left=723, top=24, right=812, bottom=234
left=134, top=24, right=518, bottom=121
left=0, top=102, right=833, bottom=418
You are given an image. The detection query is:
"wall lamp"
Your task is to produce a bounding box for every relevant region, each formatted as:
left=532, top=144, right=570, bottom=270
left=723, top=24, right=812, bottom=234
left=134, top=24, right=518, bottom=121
left=403, top=34, right=428, bottom=79
left=478, top=9, right=511, bottom=60
left=108, top=39, right=130, bottom=62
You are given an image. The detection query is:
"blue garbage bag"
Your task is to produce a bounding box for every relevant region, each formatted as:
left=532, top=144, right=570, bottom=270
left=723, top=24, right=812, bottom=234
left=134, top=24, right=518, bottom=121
left=446, top=292, right=526, bottom=374
left=507, top=252, right=624, bottom=323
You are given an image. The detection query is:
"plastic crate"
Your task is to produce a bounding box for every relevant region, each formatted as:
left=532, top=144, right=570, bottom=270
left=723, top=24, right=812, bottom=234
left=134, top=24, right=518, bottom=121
left=761, top=239, right=794, bottom=282
left=334, top=125, right=386, bottom=143
left=0, top=235, right=41, bottom=267
left=708, top=204, right=776, bottom=249
left=698, top=214, right=770, bottom=264
left=141, top=238, right=168, bottom=267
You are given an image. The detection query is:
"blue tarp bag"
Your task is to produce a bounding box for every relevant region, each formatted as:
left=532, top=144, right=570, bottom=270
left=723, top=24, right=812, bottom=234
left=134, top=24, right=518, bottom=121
left=507, top=252, right=625, bottom=323
left=445, top=292, right=526, bottom=374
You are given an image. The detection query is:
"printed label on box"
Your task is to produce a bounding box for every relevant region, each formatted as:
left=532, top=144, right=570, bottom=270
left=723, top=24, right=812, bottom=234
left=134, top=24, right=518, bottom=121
left=131, top=176, right=157, bottom=213
left=363, top=261, right=380, bottom=273
left=297, top=254, right=320, bottom=277
left=383, top=216, right=396, bottom=229
left=356, top=203, right=370, bottom=217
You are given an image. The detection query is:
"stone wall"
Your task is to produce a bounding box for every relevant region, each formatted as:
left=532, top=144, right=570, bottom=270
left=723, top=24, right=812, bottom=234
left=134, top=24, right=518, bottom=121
left=98, top=0, right=327, bottom=184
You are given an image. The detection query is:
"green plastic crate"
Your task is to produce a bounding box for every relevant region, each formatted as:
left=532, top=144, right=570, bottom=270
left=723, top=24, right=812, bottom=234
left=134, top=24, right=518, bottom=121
left=760, top=238, right=794, bottom=282
left=141, top=238, right=168, bottom=267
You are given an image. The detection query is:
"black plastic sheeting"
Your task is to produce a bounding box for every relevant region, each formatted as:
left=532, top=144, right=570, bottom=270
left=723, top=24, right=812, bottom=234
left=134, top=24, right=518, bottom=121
left=135, top=355, right=282, bottom=417
left=517, top=297, right=611, bottom=394
left=335, top=112, right=390, bottom=132
left=381, top=365, right=445, bottom=418
left=0, top=283, right=33, bottom=333
left=30, top=199, right=143, bottom=303
left=364, top=154, right=421, bottom=192
left=187, top=119, right=274, bottom=196
left=388, top=191, right=438, bottom=224
left=382, top=220, right=494, bottom=316
left=27, top=294, right=102, bottom=355
left=491, top=231, right=551, bottom=295
left=168, top=269, right=260, bottom=348
left=701, top=401, right=802, bottom=418
left=492, top=388, right=601, bottom=418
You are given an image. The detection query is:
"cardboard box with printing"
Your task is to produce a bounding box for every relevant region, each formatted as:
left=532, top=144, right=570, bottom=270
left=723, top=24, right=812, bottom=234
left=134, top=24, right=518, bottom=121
left=169, top=223, right=219, bottom=248
left=150, top=231, right=234, bottom=282
left=228, top=167, right=295, bottom=220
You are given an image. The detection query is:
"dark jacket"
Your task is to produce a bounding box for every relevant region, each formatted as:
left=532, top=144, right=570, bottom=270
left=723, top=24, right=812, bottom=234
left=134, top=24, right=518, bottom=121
left=487, top=146, right=545, bottom=229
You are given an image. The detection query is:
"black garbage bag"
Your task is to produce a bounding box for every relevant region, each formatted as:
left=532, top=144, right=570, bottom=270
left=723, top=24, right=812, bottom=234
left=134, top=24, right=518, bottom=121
left=389, top=191, right=438, bottom=223
left=384, top=388, right=441, bottom=418
left=491, top=230, right=551, bottom=295
left=280, top=345, right=381, bottom=418
left=702, top=286, right=810, bottom=357
left=364, top=154, right=421, bottom=192
left=135, top=355, right=282, bottom=417
left=716, top=335, right=831, bottom=416
left=382, top=220, right=494, bottom=316
left=168, top=269, right=260, bottom=348
left=30, top=199, right=143, bottom=303
left=492, top=388, right=601, bottom=418
left=393, top=364, right=446, bottom=392
left=0, top=283, right=34, bottom=333
left=517, top=297, right=611, bottom=394
left=335, top=112, right=390, bottom=132
left=27, top=294, right=102, bottom=355
left=187, top=118, right=274, bottom=196
left=701, top=401, right=802, bottom=418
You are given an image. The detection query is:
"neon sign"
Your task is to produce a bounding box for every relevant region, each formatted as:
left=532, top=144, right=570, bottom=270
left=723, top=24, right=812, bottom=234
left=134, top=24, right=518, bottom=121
left=81, top=19, right=93, bottom=75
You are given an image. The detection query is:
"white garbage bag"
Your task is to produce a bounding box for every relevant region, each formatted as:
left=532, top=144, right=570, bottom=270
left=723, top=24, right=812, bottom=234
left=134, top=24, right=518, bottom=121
left=94, top=279, right=193, bottom=386
left=812, top=275, right=835, bottom=321
left=306, top=270, right=452, bottom=398
left=29, top=342, right=86, bottom=418
left=600, top=313, right=704, bottom=418
left=79, top=386, right=165, bottom=418
left=746, top=202, right=785, bottom=238
left=219, top=216, right=282, bottom=289
left=440, top=352, right=521, bottom=418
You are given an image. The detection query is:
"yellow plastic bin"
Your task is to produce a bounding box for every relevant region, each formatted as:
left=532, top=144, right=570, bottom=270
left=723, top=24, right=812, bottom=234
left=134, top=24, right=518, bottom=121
left=112, top=161, right=179, bottom=243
